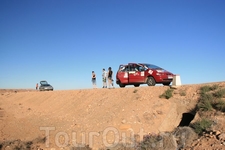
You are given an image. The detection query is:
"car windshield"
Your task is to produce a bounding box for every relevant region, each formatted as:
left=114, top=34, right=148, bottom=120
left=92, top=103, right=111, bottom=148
left=143, top=64, right=162, bottom=69
left=40, top=81, right=48, bottom=85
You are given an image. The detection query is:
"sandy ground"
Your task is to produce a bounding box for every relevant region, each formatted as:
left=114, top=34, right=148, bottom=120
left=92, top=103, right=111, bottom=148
left=0, top=81, right=225, bottom=150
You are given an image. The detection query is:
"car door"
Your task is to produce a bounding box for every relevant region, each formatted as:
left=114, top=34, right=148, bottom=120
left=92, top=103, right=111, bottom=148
left=128, top=63, right=145, bottom=83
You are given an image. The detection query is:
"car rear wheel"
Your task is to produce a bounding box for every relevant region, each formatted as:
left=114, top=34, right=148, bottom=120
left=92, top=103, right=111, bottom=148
left=147, top=77, right=156, bottom=86
left=119, top=83, right=125, bottom=88
left=134, top=84, right=140, bottom=87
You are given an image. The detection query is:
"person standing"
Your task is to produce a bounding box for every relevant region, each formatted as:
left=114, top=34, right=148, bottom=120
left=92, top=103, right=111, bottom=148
left=92, top=71, right=97, bottom=89
left=102, top=68, right=107, bottom=88
left=36, top=83, right=38, bottom=90
left=107, top=67, right=114, bottom=89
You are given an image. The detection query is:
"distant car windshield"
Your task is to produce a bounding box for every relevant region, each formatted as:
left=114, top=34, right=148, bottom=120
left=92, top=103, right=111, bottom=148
left=143, top=64, right=162, bottom=69
left=40, top=81, right=48, bottom=85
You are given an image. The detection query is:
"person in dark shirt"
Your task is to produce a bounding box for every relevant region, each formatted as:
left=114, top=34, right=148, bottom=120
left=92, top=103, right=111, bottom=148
left=107, top=67, right=114, bottom=88
left=92, top=71, right=97, bottom=88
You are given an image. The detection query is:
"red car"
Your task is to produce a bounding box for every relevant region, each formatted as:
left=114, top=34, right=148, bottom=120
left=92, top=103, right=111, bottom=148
left=116, top=63, right=174, bottom=88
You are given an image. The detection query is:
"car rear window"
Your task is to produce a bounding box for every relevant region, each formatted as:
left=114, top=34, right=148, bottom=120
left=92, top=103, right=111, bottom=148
left=118, top=65, right=128, bottom=72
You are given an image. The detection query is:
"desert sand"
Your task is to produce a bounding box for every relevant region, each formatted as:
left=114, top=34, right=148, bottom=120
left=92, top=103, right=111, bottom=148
left=0, top=82, right=225, bottom=150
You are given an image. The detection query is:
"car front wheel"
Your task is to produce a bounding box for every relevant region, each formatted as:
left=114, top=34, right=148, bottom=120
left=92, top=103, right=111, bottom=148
left=163, top=83, right=171, bottom=86
left=147, top=77, right=156, bottom=86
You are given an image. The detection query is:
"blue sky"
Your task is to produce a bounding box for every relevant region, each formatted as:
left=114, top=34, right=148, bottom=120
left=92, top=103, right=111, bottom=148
left=0, top=0, right=225, bottom=90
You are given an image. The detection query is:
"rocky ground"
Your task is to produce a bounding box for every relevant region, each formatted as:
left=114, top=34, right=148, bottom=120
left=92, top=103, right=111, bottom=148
left=0, top=81, right=225, bottom=150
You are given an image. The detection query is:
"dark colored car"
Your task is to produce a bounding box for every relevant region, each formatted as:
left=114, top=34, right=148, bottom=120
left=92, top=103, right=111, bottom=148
left=39, top=80, right=54, bottom=91
left=116, top=63, right=174, bottom=88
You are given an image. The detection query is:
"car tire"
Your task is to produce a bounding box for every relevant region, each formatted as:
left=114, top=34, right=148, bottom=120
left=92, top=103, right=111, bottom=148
left=163, top=83, right=171, bottom=86
left=119, top=83, right=125, bottom=88
left=134, top=84, right=140, bottom=87
left=147, top=77, right=156, bottom=86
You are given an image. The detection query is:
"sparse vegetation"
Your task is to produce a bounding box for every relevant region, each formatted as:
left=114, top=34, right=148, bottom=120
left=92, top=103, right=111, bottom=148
left=197, top=93, right=214, bottom=111
left=200, top=85, right=212, bottom=94
left=197, top=85, right=225, bottom=112
left=72, top=145, right=92, bottom=150
left=133, top=89, right=138, bottom=93
left=138, top=132, right=177, bottom=150
left=197, top=85, right=215, bottom=112
left=212, top=99, right=225, bottom=112
left=210, top=84, right=219, bottom=91
left=213, top=88, right=225, bottom=98
left=105, top=143, right=136, bottom=150
left=199, top=85, right=219, bottom=95
left=0, top=137, right=46, bottom=150
left=197, top=99, right=213, bottom=111
left=179, top=90, right=186, bottom=96
left=159, top=89, right=173, bottom=99
left=191, top=118, right=212, bottom=135
left=102, top=132, right=177, bottom=150
left=192, top=84, right=224, bottom=136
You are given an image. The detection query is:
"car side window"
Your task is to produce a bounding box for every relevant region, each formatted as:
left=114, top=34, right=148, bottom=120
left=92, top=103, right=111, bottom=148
left=129, top=64, right=140, bottom=71
left=130, top=66, right=136, bottom=71
left=138, top=66, right=145, bottom=71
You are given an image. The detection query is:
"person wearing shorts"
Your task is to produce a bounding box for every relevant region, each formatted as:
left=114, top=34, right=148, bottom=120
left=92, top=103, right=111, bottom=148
left=102, top=68, right=107, bottom=88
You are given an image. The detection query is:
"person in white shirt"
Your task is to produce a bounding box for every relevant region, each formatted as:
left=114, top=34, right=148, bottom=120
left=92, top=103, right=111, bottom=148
left=102, top=68, right=107, bottom=88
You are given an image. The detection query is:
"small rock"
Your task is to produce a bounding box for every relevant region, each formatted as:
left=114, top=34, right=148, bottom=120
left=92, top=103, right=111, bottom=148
left=156, top=110, right=163, bottom=115
left=170, top=86, right=179, bottom=89
left=5, top=146, right=11, bottom=150
left=216, top=131, right=221, bottom=136
left=121, top=119, right=126, bottom=124
left=218, top=133, right=225, bottom=141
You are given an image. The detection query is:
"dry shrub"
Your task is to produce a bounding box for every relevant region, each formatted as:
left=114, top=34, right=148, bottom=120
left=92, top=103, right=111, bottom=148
left=191, top=118, right=213, bottom=135
left=173, top=126, right=198, bottom=149
left=159, top=89, right=173, bottom=99
left=0, top=137, right=46, bottom=150
left=179, top=90, right=186, bottom=96
left=213, top=88, right=225, bottom=98
left=138, top=132, right=177, bottom=150
left=72, top=144, right=92, bottom=150
left=212, top=99, right=225, bottom=112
